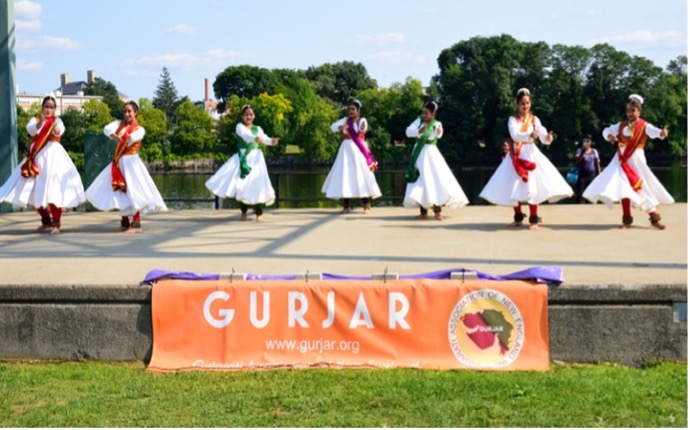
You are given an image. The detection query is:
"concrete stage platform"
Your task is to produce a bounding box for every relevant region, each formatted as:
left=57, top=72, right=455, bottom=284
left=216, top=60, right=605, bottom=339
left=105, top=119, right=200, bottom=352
left=0, top=204, right=687, bottom=285
left=0, top=204, right=686, bottom=365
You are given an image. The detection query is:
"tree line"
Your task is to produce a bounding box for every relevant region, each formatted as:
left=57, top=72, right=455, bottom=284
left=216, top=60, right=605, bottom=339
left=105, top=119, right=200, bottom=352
left=16, top=35, right=687, bottom=169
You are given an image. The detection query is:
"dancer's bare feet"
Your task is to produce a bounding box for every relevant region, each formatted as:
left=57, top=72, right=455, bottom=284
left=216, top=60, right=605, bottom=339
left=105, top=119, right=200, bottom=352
left=37, top=225, right=51, bottom=233
left=651, top=221, right=666, bottom=230
left=509, top=221, right=523, bottom=227
left=256, top=214, right=264, bottom=222
left=49, top=226, right=60, bottom=235
left=434, top=212, right=444, bottom=221
left=363, top=207, right=371, bottom=214
left=240, top=212, right=248, bottom=221
left=341, top=207, right=352, bottom=214
left=123, top=227, right=142, bottom=234
left=415, top=213, right=428, bottom=220
left=619, top=223, right=631, bottom=229
left=529, top=223, right=539, bottom=231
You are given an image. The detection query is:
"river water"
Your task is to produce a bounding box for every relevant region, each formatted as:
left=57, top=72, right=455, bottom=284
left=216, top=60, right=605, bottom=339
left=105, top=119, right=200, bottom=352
left=151, top=162, right=687, bottom=210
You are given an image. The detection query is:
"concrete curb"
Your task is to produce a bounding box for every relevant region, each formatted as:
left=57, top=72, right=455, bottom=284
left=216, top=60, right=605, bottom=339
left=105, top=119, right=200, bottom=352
left=0, top=283, right=686, bottom=366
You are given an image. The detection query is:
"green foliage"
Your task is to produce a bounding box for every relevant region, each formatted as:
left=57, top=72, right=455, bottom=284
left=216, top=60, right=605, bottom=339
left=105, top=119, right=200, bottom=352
left=0, top=361, right=686, bottom=427
left=81, top=99, right=113, bottom=133
left=16, top=104, right=38, bottom=153
left=59, top=108, right=86, bottom=153
left=137, top=98, right=169, bottom=160
left=356, top=77, right=428, bottom=164
left=303, top=61, right=377, bottom=107
left=171, top=100, right=217, bottom=155
left=434, top=35, right=687, bottom=164
left=152, top=67, right=180, bottom=120
left=213, top=65, right=280, bottom=106
left=83, top=77, right=124, bottom=118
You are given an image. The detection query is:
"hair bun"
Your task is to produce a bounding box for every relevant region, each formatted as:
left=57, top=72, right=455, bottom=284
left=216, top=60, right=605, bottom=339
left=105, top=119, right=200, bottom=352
left=628, top=94, right=644, bottom=106
left=350, top=99, right=362, bottom=110
left=516, top=88, right=531, bottom=97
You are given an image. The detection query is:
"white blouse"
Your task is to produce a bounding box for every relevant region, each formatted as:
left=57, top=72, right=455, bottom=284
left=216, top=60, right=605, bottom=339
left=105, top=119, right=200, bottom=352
left=405, top=118, right=443, bottom=141
left=27, top=116, right=64, bottom=140
left=508, top=115, right=549, bottom=145
left=236, top=123, right=275, bottom=146
left=104, top=120, right=146, bottom=146
left=602, top=121, right=663, bottom=141
left=331, top=117, right=368, bottom=135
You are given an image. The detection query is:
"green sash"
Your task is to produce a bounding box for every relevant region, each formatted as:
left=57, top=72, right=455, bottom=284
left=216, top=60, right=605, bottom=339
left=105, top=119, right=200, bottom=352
left=404, top=119, right=438, bottom=183
left=237, top=125, right=260, bottom=179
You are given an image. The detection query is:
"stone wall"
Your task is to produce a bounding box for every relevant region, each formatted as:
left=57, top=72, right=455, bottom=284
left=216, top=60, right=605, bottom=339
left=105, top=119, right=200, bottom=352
left=0, top=283, right=685, bottom=366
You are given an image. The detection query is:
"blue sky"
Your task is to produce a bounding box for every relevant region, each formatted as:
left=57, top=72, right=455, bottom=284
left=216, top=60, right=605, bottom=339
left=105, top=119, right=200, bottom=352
left=13, top=0, right=688, bottom=102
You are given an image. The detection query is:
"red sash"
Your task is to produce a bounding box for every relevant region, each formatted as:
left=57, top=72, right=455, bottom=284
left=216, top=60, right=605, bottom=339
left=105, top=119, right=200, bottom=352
left=21, top=116, right=59, bottom=178
left=111, top=121, right=141, bottom=192
left=510, top=114, right=537, bottom=182
left=617, top=120, right=646, bottom=191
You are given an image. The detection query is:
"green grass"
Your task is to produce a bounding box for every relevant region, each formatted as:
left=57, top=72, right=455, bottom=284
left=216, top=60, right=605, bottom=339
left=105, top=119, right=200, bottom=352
left=284, top=144, right=302, bottom=155
left=0, top=361, right=686, bottom=427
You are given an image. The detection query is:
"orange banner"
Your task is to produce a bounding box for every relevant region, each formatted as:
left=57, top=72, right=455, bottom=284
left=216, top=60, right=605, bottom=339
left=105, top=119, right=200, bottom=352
left=148, top=279, right=549, bottom=372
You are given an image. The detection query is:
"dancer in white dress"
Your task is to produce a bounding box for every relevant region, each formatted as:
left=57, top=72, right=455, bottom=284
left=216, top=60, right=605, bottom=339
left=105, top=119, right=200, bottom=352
left=401, top=101, right=469, bottom=220
left=85, top=101, right=167, bottom=233
left=205, top=105, right=278, bottom=222
left=583, top=94, right=673, bottom=229
left=479, top=88, right=573, bottom=230
left=0, top=94, right=85, bottom=234
left=322, top=99, right=381, bottom=214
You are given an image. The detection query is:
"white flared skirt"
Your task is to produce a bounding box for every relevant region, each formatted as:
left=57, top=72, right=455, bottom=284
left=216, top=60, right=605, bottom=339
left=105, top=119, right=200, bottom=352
left=479, top=144, right=573, bottom=206
left=205, top=150, right=275, bottom=206
left=322, top=140, right=382, bottom=199
left=403, top=144, right=469, bottom=210
left=0, top=141, right=85, bottom=209
left=85, top=154, right=167, bottom=216
left=582, top=149, right=674, bottom=212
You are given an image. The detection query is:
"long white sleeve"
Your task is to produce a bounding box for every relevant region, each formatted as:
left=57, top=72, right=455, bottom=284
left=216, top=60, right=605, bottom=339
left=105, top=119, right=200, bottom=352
left=602, top=122, right=621, bottom=141
left=406, top=118, right=422, bottom=138
left=236, top=123, right=256, bottom=143
left=533, top=117, right=549, bottom=144
left=435, top=122, right=444, bottom=139
left=358, top=118, right=368, bottom=133
left=256, top=126, right=274, bottom=146
left=331, top=117, right=346, bottom=133
left=52, top=118, right=65, bottom=137
left=509, top=116, right=548, bottom=143
left=645, top=123, right=663, bottom=139
left=128, top=126, right=145, bottom=145
left=26, top=117, right=40, bottom=136
left=104, top=120, right=122, bottom=138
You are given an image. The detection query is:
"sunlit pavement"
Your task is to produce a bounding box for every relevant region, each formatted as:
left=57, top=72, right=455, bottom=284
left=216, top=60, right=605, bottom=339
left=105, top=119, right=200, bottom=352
left=0, top=204, right=685, bottom=286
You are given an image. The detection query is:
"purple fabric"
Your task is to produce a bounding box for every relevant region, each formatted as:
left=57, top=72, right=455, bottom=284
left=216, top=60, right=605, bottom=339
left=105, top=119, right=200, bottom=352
left=346, top=118, right=377, bottom=170
left=143, top=266, right=563, bottom=285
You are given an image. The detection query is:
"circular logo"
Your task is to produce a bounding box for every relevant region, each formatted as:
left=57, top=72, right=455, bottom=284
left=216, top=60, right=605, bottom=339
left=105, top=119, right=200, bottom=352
left=448, top=289, right=525, bottom=368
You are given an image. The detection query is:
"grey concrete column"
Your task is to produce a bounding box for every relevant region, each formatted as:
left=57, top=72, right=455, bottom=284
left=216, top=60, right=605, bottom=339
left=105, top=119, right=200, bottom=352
left=0, top=1, right=18, bottom=213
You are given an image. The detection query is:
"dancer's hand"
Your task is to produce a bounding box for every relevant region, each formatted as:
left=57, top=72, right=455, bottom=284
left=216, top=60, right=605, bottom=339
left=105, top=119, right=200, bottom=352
left=546, top=132, right=554, bottom=144
left=660, top=128, right=669, bottom=139
left=607, top=134, right=618, bottom=143
left=418, top=124, right=428, bottom=135
left=271, top=138, right=280, bottom=146
left=531, top=129, right=539, bottom=139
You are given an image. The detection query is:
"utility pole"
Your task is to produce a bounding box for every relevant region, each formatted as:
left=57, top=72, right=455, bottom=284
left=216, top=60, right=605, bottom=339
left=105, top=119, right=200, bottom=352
left=0, top=1, right=18, bottom=213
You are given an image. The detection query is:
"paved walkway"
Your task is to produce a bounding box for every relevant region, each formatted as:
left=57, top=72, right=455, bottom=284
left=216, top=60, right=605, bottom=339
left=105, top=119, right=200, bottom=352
left=0, top=204, right=686, bottom=286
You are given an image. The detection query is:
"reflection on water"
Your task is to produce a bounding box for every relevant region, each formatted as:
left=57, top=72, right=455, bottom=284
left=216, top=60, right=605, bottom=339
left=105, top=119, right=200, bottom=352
left=152, top=161, right=687, bottom=211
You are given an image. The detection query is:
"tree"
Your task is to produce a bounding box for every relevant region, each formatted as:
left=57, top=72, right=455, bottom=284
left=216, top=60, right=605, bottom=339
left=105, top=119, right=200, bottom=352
left=137, top=98, right=169, bottom=160
left=152, top=67, right=179, bottom=120
left=213, top=65, right=280, bottom=108
left=304, top=61, right=377, bottom=107
left=81, top=99, right=113, bottom=133
left=16, top=104, right=38, bottom=153
left=83, top=77, right=124, bottom=118
left=171, top=99, right=216, bottom=155
left=60, top=107, right=86, bottom=154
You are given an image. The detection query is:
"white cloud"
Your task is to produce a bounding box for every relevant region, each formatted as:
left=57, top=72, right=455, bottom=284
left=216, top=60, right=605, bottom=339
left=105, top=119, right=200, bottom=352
left=585, top=9, right=596, bottom=17
left=357, top=32, right=407, bottom=46
left=369, top=51, right=425, bottom=64
left=16, top=19, right=42, bottom=30
left=166, top=24, right=198, bottom=35
left=17, top=36, right=83, bottom=52
left=16, top=58, right=43, bottom=71
left=122, top=69, right=160, bottom=78
left=592, top=30, right=685, bottom=47
left=15, top=0, right=41, bottom=19
left=123, top=50, right=255, bottom=69
left=15, top=0, right=42, bottom=31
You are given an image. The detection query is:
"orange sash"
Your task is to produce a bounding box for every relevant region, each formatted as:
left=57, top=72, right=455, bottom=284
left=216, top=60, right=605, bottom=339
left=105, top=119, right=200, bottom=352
left=617, top=120, right=647, bottom=191
left=21, top=116, right=59, bottom=178
left=111, top=121, right=141, bottom=192
left=510, top=114, right=537, bottom=182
